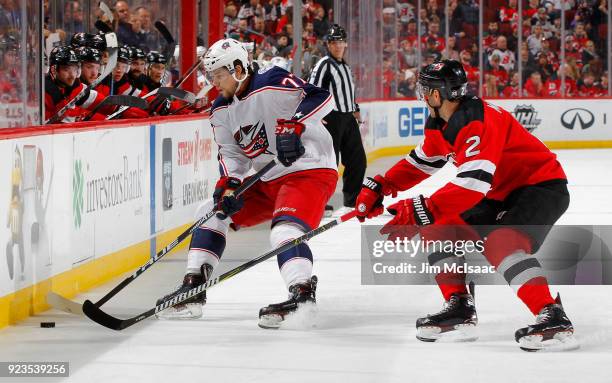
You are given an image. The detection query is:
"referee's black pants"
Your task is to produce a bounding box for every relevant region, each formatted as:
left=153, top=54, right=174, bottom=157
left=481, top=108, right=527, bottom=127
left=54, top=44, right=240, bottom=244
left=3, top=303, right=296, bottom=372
left=322, top=110, right=367, bottom=207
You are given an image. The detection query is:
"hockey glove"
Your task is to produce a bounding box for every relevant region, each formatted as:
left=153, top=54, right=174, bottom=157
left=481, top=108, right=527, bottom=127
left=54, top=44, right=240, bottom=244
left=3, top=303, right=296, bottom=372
left=380, top=195, right=435, bottom=240
left=275, top=119, right=305, bottom=167
left=355, top=175, right=400, bottom=222
left=213, top=177, right=244, bottom=219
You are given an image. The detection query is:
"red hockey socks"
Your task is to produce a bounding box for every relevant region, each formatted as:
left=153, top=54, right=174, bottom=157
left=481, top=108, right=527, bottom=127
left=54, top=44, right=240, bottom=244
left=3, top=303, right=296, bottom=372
left=484, top=228, right=555, bottom=315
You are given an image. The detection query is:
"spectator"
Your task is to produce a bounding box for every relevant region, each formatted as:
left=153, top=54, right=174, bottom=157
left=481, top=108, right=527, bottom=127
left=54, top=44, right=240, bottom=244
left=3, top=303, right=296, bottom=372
left=598, top=74, right=609, bottom=96
left=397, top=69, right=417, bottom=97
left=312, top=6, right=329, bottom=38
left=581, top=40, right=599, bottom=65
left=523, top=0, right=540, bottom=19
left=483, top=73, right=499, bottom=97
left=444, top=35, right=460, bottom=61
left=486, top=53, right=509, bottom=89
left=564, top=36, right=583, bottom=69
left=520, top=45, right=538, bottom=82
left=224, top=2, right=239, bottom=34
left=483, top=21, right=500, bottom=52
left=502, top=72, right=521, bottom=97
left=115, top=1, right=140, bottom=47
left=572, top=22, right=589, bottom=49
left=136, top=6, right=160, bottom=52
left=535, top=52, right=554, bottom=82
left=532, top=8, right=553, bottom=36
left=523, top=71, right=547, bottom=97
left=398, top=39, right=418, bottom=70
left=526, top=24, right=544, bottom=56
left=460, top=49, right=479, bottom=94
left=63, top=1, right=85, bottom=33
left=578, top=72, right=599, bottom=97
left=237, top=0, right=263, bottom=26
left=540, top=37, right=559, bottom=72
left=488, top=35, right=515, bottom=72
left=499, top=0, right=518, bottom=25
left=544, top=64, right=577, bottom=97
left=582, top=57, right=604, bottom=80
left=421, top=19, right=445, bottom=52
left=382, top=7, right=396, bottom=42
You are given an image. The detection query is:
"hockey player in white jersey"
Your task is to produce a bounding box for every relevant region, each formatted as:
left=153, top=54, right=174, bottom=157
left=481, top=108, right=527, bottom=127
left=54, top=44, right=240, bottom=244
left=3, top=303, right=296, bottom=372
left=156, top=38, right=338, bottom=328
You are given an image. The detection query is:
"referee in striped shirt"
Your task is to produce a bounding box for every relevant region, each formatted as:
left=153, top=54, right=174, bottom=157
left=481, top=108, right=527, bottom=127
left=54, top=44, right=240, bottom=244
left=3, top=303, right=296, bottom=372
left=309, top=24, right=366, bottom=212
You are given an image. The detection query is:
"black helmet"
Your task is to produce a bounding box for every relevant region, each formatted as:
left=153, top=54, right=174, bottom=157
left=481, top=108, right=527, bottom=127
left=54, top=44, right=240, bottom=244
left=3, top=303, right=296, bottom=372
left=118, top=45, right=132, bottom=63
left=326, top=24, right=347, bottom=42
left=417, top=59, right=468, bottom=101
left=146, top=50, right=167, bottom=64
left=130, top=47, right=146, bottom=61
left=0, top=34, right=19, bottom=52
left=76, top=46, right=102, bottom=63
left=49, top=45, right=79, bottom=66
left=71, top=32, right=107, bottom=51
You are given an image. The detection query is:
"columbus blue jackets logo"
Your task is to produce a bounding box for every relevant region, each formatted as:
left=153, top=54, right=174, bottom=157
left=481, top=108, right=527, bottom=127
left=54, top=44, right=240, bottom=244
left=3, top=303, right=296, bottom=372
left=235, top=121, right=272, bottom=158
left=222, top=41, right=231, bottom=50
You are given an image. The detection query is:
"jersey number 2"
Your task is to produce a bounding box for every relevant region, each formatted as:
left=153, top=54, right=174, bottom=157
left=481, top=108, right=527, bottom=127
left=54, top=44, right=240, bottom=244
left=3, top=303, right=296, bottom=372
left=465, top=136, right=481, bottom=157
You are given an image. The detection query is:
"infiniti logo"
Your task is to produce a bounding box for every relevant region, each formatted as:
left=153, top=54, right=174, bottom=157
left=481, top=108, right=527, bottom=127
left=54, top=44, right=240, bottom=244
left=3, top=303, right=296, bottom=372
left=561, top=108, right=595, bottom=130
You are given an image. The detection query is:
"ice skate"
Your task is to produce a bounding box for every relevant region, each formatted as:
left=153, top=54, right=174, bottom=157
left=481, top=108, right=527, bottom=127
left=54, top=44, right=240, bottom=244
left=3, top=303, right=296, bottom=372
left=258, top=276, right=318, bottom=329
left=155, top=264, right=213, bottom=320
left=416, top=292, right=478, bottom=342
left=515, top=294, right=579, bottom=352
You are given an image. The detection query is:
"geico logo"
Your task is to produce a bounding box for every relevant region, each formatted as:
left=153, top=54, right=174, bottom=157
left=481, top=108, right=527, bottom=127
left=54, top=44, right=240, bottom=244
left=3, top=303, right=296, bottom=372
left=399, top=107, right=429, bottom=137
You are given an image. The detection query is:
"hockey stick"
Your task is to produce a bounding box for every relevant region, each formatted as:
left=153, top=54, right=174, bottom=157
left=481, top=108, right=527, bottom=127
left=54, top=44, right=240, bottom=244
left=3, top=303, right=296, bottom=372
left=148, top=87, right=196, bottom=114
left=82, top=95, right=148, bottom=121
left=46, top=32, right=118, bottom=124
left=108, top=52, right=203, bottom=120
left=98, top=1, right=113, bottom=24
left=82, top=210, right=358, bottom=330
left=49, top=159, right=279, bottom=316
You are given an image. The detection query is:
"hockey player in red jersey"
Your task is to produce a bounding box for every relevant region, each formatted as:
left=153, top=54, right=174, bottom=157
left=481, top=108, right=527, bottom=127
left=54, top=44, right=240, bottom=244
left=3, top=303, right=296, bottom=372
left=355, top=60, right=577, bottom=351
left=155, top=38, right=337, bottom=328
left=44, top=45, right=106, bottom=123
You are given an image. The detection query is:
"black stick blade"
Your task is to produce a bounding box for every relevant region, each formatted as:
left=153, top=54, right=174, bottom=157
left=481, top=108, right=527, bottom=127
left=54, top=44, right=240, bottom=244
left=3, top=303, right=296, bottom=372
left=82, top=299, right=124, bottom=330
left=154, top=21, right=175, bottom=44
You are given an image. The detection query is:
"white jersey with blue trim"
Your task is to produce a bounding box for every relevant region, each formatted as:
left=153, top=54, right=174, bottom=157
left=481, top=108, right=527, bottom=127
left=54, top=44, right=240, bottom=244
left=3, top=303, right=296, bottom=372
left=210, top=66, right=336, bottom=182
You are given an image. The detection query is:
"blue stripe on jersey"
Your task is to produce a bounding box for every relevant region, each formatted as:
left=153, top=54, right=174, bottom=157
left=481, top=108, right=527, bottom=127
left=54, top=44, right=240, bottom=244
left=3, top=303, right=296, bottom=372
left=277, top=243, right=313, bottom=269
left=190, top=227, right=227, bottom=260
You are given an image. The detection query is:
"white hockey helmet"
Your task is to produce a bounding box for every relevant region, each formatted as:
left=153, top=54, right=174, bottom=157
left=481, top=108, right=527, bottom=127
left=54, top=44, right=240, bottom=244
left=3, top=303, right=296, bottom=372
left=204, top=38, right=250, bottom=78
left=270, top=56, right=289, bottom=70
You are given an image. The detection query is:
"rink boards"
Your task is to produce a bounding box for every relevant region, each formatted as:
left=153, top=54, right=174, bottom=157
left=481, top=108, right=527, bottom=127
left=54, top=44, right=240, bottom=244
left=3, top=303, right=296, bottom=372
left=1, top=97, right=612, bottom=329
left=360, top=98, right=612, bottom=162
left=0, top=115, right=218, bottom=328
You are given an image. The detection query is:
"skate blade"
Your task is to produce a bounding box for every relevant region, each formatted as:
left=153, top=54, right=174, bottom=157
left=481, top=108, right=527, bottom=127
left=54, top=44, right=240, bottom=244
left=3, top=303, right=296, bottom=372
left=416, top=323, right=478, bottom=343
left=519, top=331, right=579, bottom=352
left=258, top=303, right=318, bottom=330
left=155, top=303, right=203, bottom=320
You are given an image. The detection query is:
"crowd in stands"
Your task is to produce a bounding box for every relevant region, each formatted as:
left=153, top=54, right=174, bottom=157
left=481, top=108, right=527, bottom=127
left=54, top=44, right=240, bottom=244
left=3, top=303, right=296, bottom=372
left=383, top=0, right=610, bottom=98
left=222, top=0, right=333, bottom=79
left=2, top=0, right=612, bottom=127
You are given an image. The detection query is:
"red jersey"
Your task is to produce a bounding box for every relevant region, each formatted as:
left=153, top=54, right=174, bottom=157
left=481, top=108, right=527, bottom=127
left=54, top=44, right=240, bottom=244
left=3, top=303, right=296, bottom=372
left=44, top=75, right=105, bottom=122
left=544, top=78, right=576, bottom=97
left=486, top=68, right=508, bottom=86
left=383, top=97, right=566, bottom=218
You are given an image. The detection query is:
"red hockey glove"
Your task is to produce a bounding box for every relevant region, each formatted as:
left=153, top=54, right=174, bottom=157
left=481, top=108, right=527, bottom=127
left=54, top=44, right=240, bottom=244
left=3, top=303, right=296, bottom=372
left=380, top=195, right=435, bottom=240
left=355, top=175, right=400, bottom=222
left=275, top=119, right=305, bottom=167
left=213, top=177, right=244, bottom=219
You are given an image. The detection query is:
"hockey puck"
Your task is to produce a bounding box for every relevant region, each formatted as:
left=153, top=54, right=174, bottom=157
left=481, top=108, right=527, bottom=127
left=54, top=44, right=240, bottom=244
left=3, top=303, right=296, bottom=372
left=40, top=322, right=55, bottom=328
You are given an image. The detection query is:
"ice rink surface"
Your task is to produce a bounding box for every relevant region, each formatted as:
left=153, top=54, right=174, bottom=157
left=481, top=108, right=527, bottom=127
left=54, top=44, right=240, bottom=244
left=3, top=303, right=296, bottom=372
left=1, top=149, right=611, bottom=383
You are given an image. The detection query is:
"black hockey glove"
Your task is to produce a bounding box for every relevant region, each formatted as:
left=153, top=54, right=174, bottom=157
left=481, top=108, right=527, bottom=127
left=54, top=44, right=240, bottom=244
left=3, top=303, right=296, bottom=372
left=275, top=119, right=306, bottom=167
left=213, top=177, right=244, bottom=219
